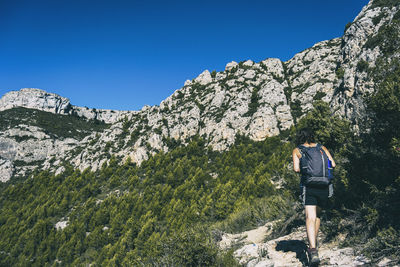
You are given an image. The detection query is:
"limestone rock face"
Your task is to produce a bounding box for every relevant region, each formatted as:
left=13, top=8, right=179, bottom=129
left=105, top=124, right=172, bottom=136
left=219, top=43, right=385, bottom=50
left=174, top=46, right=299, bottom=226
left=72, top=106, right=132, bottom=124
left=0, top=125, right=83, bottom=182
left=0, top=158, right=13, bottom=182
left=0, top=88, right=71, bottom=114
left=0, top=0, right=398, bottom=181
left=225, top=61, right=238, bottom=71
left=0, top=88, right=130, bottom=124
left=286, top=38, right=342, bottom=115
left=194, top=70, right=213, bottom=85
left=331, top=0, right=400, bottom=121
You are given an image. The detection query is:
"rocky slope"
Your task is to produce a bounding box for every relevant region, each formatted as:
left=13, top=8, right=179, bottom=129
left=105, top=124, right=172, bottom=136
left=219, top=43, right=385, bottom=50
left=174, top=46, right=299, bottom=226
left=0, top=0, right=399, bottom=182
left=0, top=107, right=110, bottom=182
left=219, top=222, right=398, bottom=267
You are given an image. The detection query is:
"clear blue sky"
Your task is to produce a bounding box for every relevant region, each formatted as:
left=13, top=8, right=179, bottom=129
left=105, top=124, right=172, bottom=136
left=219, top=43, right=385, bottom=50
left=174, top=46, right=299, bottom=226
left=1, top=0, right=369, bottom=111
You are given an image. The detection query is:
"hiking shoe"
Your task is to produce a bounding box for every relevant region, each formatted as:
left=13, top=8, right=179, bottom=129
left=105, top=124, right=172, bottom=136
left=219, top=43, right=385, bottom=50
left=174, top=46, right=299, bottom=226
left=308, top=248, right=320, bottom=265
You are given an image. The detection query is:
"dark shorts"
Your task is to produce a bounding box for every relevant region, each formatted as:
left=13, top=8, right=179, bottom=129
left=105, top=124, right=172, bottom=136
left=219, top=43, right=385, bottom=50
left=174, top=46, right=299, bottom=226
left=302, top=186, right=329, bottom=209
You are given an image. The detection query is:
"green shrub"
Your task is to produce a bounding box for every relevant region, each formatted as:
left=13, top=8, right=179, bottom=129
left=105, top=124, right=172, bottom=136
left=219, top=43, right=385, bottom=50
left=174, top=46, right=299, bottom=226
left=372, top=13, right=385, bottom=26
left=371, top=0, right=399, bottom=8
left=344, top=22, right=352, bottom=33
left=363, top=227, right=400, bottom=261
left=244, top=86, right=261, bottom=117
left=364, top=22, right=400, bottom=55
left=214, top=195, right=293, bottom=234
left=294, top=101, right=352, bottom=152
left=313, top=91, right=327, bottom=101
left=336, top=67, right=345, bottom=79
left=290, top=99, right=302, bottom=124
left=13, top=135, right=37, bottom=142
left=357, top=60, right=369, bottom=72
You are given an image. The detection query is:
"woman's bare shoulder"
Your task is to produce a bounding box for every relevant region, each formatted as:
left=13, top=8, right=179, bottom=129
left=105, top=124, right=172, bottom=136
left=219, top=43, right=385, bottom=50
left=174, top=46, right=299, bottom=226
left=321, top=145, right=329, bottom=152
left=292, top=147, right=301, bottom=157
left=321, top=145, right=334, bottom=157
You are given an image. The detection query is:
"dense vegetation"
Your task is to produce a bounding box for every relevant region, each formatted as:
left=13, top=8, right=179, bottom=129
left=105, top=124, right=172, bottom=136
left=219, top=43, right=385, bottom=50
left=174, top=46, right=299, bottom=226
left=0, top=107, right=109, bottom=140
left=337, top=60, right=400, bottom=261
left=0, top=131, right=298, bottom=266
left=341, top=10, right=400, bottom=260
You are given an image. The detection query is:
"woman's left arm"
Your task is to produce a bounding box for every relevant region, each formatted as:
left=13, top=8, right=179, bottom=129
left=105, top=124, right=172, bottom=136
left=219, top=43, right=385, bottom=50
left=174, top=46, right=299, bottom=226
left=322, top=146, right=336, bottom=168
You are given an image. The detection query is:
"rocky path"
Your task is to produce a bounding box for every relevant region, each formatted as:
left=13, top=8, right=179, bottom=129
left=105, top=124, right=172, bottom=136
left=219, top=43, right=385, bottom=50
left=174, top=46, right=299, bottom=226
left=219, top=223, right=374, bottom=266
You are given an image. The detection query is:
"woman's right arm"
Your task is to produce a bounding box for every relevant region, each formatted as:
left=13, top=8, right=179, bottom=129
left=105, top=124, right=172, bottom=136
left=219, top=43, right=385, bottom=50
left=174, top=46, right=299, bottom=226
left=292, top=148, right=300, bottom=173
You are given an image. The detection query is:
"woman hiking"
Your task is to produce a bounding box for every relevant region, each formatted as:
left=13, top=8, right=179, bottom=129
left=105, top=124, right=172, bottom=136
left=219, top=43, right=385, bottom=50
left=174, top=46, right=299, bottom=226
left=292, top=129, right=335, bottom=265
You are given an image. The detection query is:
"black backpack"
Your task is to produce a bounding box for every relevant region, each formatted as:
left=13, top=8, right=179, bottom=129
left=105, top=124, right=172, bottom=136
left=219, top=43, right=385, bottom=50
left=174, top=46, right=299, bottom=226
left=298, top=144, right=332, bottom=186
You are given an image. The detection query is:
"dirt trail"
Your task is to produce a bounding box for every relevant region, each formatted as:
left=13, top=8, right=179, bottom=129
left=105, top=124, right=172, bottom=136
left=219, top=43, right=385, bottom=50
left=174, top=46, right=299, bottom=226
left=220, top=224, right=373, bottom=266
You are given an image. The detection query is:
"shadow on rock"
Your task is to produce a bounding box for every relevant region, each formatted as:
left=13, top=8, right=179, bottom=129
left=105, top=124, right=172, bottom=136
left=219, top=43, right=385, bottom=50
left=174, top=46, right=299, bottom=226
left=275, top=240, right=308, bottom=266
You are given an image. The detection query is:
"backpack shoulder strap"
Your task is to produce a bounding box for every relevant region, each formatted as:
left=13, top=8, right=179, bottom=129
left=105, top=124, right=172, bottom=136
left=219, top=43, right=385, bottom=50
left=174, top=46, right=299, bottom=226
left=317, top=144, right=330, bottom=161
left=297, top=145, right=306, bottom=158
left=298, top=145, right=306, bottom=150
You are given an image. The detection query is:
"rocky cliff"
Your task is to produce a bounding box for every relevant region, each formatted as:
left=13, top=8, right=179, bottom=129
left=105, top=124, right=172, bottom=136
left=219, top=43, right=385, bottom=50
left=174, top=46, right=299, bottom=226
left=1, top=0, right=399, bottom=182
left=0, top=88, right=131, bottom=124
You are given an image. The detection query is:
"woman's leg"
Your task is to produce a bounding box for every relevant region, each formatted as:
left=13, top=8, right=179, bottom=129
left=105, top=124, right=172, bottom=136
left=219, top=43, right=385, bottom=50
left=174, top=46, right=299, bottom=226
left=305, top=205, right=317, bottom=249
left=315, top=206, right=321, bottom=246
